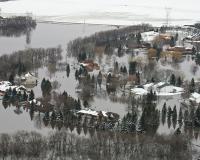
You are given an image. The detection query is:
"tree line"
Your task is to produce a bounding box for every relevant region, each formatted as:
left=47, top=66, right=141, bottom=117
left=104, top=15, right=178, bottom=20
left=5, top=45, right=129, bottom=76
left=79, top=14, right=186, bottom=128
left=0, top=46, right=62, bottom=81
left=0, top=16, right=36, bottom=37
left=0, top=130, right=192, bottom=160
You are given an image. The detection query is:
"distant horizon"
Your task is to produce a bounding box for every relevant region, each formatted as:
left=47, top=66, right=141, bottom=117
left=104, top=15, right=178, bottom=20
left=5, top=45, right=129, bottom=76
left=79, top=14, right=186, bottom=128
left=0, top=0, right=200, bottom=26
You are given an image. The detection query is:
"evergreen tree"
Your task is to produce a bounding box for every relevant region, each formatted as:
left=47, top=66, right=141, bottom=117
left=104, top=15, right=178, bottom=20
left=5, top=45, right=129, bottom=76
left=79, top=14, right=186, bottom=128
left=8, top=74, right=14, bottom=84
left=129, top=61, right=137, bottom=75
left=41, top=78, right=46, bottom=91
left=178, top=107, right=183, bottom=126
left=167, top=106, right=172, bottom=119
left=23, top=91, right=28, bottom=101
left=136, top=71, right=140, bottom=85
left=195, top=105, right=200, bottom=126
left=170, top=36, right=176, bottom=47
left=139, top=104, right=159, bottom=135
left=162, top=102, right=167, bottom=125
left=3, top=91, right=9, bottom=101
left=29, top=104, right=34, bottom=121
left=107, top=73, right=112, bottom=84
left=172, top=105, right=177, bottom=129
left=12, top=88, right=17, bottom=97
left=41, top=79, right=52, bottom=96
left=136, top=32, right=141, bottom=45
left=91, top=75, right=95, bottom=84
left=97, top=71, right=102, bottom=88
left=51, top=110, right=56, bottom=121
left=120, top=66, right=123, bottom=73
left=170, top=74, right=176, bottom=85
left=66, top=64, right=70, bottom=77
left=151, top=77, right=155, bottom=83
left=190, top=107, right=195, bottom=126
left=75, top=99, right=81, bottom=110
left=29, top=90, right=35, bottom=101
left=190, top=78, right=195, bottom=93
left=177, top=76, right=182, bottom=87
left=114, top=61, right=119, bottom=73
left=75, top=69, right=79, bottom=80
left=167, top=106, right=172, bottom=128
left=8, top=87, right=12, bottom=96
left=123, top=66, right=127, bottom=74
left=184, top=110, right=190, bottom=125
left=175, top=33, right=178, bottom=41
left=83, top=100, right=89, bottom=108
left=192, top=46, right=196, bottom=54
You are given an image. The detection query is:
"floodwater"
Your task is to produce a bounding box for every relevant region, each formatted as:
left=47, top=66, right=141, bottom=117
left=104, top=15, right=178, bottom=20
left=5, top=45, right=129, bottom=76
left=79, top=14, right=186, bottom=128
left=0, top=22, right=200, bottom=143
left=0, top=22, right=130, bottom=134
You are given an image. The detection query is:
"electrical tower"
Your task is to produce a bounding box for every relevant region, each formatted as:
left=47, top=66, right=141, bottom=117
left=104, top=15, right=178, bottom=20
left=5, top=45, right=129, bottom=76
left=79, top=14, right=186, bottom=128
left=165, top=7, right=172, bottom=26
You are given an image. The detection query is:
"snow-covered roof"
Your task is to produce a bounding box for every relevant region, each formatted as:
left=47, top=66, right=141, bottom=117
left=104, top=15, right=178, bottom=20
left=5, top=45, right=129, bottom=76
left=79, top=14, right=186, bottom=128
left=131, top=82, right=184, bottom=97
left=77, top=109, right=99, bottom=116
left=77, top=109, right=109, bottom=117
left=153, top=82, right=167, bottom=88
left=0, top=81, right=12, bottom=86
left=141, top=31, right=159, bottom=42
left=143, top=83, right=154, bottom=90
left=191, top=92, right=200, bottom=99
left=29, top=99, right=41, bottom=106
left=189, top=92, right=200, bottom=104
left=0, top=81, right=12, bottom=92
left=16, top=85, right=27, bottom=91
left=159, top=85, right=184, bottom=94
left=131, top=88, right=148, bottom=95
left=80, top=63, right=88, bottom=67
left=102, top=111, right=108, bottom=117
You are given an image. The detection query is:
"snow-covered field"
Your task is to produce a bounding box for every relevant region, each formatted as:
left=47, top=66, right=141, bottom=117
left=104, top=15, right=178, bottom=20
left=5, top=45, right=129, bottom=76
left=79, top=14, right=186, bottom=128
left=0, top=0, right=200, bottom=26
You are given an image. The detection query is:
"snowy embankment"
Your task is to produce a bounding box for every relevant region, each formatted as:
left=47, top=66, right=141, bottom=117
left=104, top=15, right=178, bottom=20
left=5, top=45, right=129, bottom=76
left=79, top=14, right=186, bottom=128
left=0, top=0, right=199, bottom=26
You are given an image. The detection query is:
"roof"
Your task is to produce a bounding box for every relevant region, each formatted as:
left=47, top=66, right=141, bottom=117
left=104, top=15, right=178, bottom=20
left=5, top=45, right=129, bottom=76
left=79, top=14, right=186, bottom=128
left=77, top=109, right=99, bottom=117
left=143, top=83, right=154, bottom=90
left=189, top=92, right=200, bottom=103
left=141, top=31, right=159, bottom=42
left=159, top=85, right=184, bottom=94
left=131, top=88, right=148, bottom=95
left=77, top=109, right=108, bottom=117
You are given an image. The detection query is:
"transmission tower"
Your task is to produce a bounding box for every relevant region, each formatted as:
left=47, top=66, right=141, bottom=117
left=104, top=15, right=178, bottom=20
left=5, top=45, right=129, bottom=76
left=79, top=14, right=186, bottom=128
left=165, top=7, right=172, bottom=26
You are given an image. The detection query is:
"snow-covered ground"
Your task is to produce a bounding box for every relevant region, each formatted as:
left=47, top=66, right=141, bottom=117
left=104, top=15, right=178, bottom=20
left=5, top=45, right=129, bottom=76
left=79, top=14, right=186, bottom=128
left=0, top=0, right=200, bottom=26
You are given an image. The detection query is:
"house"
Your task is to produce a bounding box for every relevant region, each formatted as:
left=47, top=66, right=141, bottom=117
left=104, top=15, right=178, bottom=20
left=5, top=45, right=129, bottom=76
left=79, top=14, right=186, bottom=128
left=141, top=31, right=159, bottom=44
left=0, top=81, right=12, bottom=95
left=15, top=72, right=37, bottom=85
left=80, top=60, right=100, bottom=72
left=167, top=46, right=194, bottom=54
left=189, top=92, right=200, bottom=105
left=131, top=82, right=184, bottom=96
left=77, top=108, right=119, bottom=122
left=0, top=81, right=27, bottom=98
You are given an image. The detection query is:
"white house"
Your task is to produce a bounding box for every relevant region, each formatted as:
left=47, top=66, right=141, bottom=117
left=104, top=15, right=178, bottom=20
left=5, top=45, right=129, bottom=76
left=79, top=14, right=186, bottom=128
left=131, top=82, right=184, bottom=96
left=189, top=92, right=200, bottom=104
left=141, top=31, right=159, bottom=43
left=17, top=72, right=37, bottom=85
